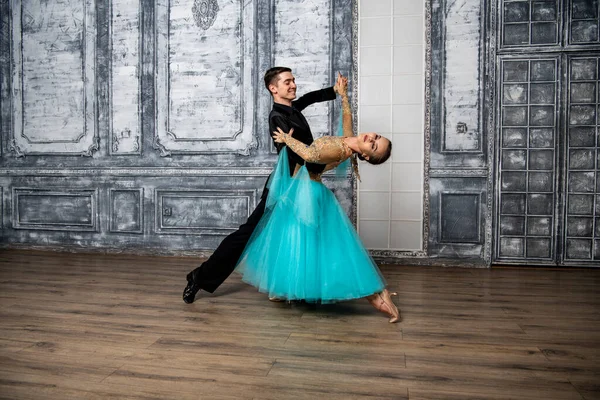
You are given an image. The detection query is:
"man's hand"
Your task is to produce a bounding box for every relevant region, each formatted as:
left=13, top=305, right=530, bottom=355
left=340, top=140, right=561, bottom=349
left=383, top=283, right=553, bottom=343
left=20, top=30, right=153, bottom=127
left=273, top=127, right=294, bottom=144
left=323, top=161, right=342, bottom=172
left=333, top=72, right=348, bottom=96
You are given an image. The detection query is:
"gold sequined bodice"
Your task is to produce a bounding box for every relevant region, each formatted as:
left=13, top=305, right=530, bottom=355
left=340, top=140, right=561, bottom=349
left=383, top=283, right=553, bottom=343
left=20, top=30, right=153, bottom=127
left=312, top=136, right=350, bottom=161
left=289, top=136, right=350, bottom=181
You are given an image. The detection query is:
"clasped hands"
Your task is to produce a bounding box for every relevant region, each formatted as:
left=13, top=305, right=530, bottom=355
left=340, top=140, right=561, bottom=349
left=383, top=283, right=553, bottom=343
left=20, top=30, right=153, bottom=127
left=333, top=72, right=348, bottom=97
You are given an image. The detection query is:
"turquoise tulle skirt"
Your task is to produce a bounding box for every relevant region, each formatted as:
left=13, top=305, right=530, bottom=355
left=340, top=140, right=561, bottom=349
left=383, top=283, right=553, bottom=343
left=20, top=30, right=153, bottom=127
left=235, top=148, right=386, bottom=303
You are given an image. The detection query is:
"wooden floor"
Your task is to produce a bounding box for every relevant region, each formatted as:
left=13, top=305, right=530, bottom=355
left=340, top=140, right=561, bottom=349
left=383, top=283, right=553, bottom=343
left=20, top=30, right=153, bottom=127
left=0, top=250, right=598, bottom=400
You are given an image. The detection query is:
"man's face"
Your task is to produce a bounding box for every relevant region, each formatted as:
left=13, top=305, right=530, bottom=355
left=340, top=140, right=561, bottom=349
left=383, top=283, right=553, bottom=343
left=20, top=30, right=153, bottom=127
left=270, top=71, right=297, bottom=101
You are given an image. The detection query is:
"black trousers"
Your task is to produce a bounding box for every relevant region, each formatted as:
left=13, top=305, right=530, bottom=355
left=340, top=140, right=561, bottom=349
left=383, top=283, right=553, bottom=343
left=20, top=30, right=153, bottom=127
left=189, top=190, right=267, bottom=293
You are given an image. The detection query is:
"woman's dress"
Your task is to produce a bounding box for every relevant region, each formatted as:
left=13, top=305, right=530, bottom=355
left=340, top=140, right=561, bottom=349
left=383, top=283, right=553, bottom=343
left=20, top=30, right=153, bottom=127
left=235, top=137, right=386, bottom=303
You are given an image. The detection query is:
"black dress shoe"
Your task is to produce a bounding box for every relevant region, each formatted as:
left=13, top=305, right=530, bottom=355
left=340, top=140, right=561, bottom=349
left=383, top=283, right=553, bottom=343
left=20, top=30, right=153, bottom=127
left=183, top=272, right=202, bottom=304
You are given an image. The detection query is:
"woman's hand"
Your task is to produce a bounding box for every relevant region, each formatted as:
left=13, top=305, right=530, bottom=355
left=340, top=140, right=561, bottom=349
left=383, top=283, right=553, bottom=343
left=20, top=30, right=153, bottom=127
left=334, top=72, right=348, bottom=96
left=273, top=127, right=294, bottom=144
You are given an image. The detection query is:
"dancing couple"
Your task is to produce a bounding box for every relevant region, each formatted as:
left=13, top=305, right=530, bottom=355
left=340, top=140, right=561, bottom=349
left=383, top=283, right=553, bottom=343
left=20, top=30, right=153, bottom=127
left=183, top=67, right=400, bottom=323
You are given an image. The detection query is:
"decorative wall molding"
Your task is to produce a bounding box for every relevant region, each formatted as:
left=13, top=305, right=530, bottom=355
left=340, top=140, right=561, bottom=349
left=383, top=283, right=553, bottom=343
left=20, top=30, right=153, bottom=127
left=10, top=0, right=98, bottom=157
left=0, top=168, right=275, bottom=177
left=421, top=0, right=433, bottom=257
left=441, top=0, right=484, bottom=154
left=109, top=189, right=144, bottom=233
left=485, top=0, right=498, bottom=264
left=481, top=0, right=497, bottom=265
left=154, top=189, right=256, bottom=235
left=351, top=0, right=359, bottom=226
left=430, top=0, right=487, bottom=170
left=12, top=188, right=99, bottom=232
left=370, top=249, right=428, bottom=259
left=0, top=242, right=218, bottom=258
left=109, top=0, right=142, bottom=155
left=154, top=0, right=258, bottom=155
left=439, top=192, right=483, bottom=243
left=0, top=186, right=3, bottom=232
left=429, top=169, right=488, bottom=177
left=9, top=140, right=24, bottom=158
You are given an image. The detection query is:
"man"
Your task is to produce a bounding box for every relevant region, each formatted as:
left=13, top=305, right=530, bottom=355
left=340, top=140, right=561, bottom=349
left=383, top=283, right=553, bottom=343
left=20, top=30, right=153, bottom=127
left=183, top=67, right=345, bottom=303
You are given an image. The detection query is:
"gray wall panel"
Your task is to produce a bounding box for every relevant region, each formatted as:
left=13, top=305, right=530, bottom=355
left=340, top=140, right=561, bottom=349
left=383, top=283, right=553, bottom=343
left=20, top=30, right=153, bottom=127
left=426, top=0, right=491, bottom=265
left=430, top=0, right=487, bottom=169
left=10, top=0, right=99, bottom=157
left=110, top=189, right=143, bottom=233
left=0, top=0, right=354, bottom=255
left=109, top=0, right=142, bottom=155
left=440, top=193, right=482, bottom=243
left=428, top=177, right=487, bottom=259
left=13, top=188, right=98, bottom=231
left=154, top=0, right=258, bottom=155
left=155, top=189, right=256, bottom=234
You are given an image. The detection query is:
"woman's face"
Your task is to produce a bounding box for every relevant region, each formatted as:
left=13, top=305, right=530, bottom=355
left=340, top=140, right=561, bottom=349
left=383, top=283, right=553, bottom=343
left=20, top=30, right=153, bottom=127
left=357, top=133, right=390, bottom=161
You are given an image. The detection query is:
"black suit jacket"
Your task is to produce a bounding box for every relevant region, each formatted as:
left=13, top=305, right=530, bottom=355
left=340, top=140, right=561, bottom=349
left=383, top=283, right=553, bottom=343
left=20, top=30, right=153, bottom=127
left=268, top=87, right=336, bottom=175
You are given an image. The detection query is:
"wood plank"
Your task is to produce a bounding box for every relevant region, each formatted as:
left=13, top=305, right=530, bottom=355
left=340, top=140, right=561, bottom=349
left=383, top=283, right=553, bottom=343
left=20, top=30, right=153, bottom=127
left=102, top=363, right=409, bottom=399
left=408, top=388, right=557, bottom=400
left=568, top=377, right=600, bottom=400
left=0, top=371, right=245, bottom=400
left=0, top=249, right=597, bottom=399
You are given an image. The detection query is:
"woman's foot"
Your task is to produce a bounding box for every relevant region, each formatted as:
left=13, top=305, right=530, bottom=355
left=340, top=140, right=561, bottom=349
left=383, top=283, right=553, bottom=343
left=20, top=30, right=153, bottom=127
left=367, top=289, right=401, bottom=323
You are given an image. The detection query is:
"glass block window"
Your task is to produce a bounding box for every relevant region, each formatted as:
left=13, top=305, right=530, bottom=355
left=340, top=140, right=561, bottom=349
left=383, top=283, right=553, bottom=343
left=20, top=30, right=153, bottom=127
left=497, top=58, right=559, bottom=260
left=565, top=56, right=600, bottom=261
left=570, top=0, right=600, bottom=44
left=502, top=0, right=560, bottom=47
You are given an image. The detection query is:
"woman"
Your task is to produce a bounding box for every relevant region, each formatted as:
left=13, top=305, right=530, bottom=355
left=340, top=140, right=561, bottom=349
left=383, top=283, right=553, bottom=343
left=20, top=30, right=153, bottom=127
left=235, top=77, right=400, bottom=323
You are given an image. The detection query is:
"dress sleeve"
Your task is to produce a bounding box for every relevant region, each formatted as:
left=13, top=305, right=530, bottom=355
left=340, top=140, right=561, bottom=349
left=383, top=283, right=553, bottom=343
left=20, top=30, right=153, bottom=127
left=284, top=137, right=346, bottom=164
left=340, top=94, right=353, bottom=137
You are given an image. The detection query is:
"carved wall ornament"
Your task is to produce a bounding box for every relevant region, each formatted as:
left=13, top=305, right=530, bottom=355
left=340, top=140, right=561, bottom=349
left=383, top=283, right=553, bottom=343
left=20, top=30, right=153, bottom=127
left=9, top=139, right=25, bottom=158
left=82, top=137, right=100, bottom=157
left=112, top=128, right=132, bottom=152
left=132, top=136, right=140, bottom=152
left=152, top=136, right=171, bottom=157
left=192, top=0, right=219, bottom=30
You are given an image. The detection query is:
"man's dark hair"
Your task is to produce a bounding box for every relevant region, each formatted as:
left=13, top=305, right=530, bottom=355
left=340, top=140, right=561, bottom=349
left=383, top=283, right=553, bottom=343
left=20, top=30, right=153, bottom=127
left=264, top=67, right=292, bottom=94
